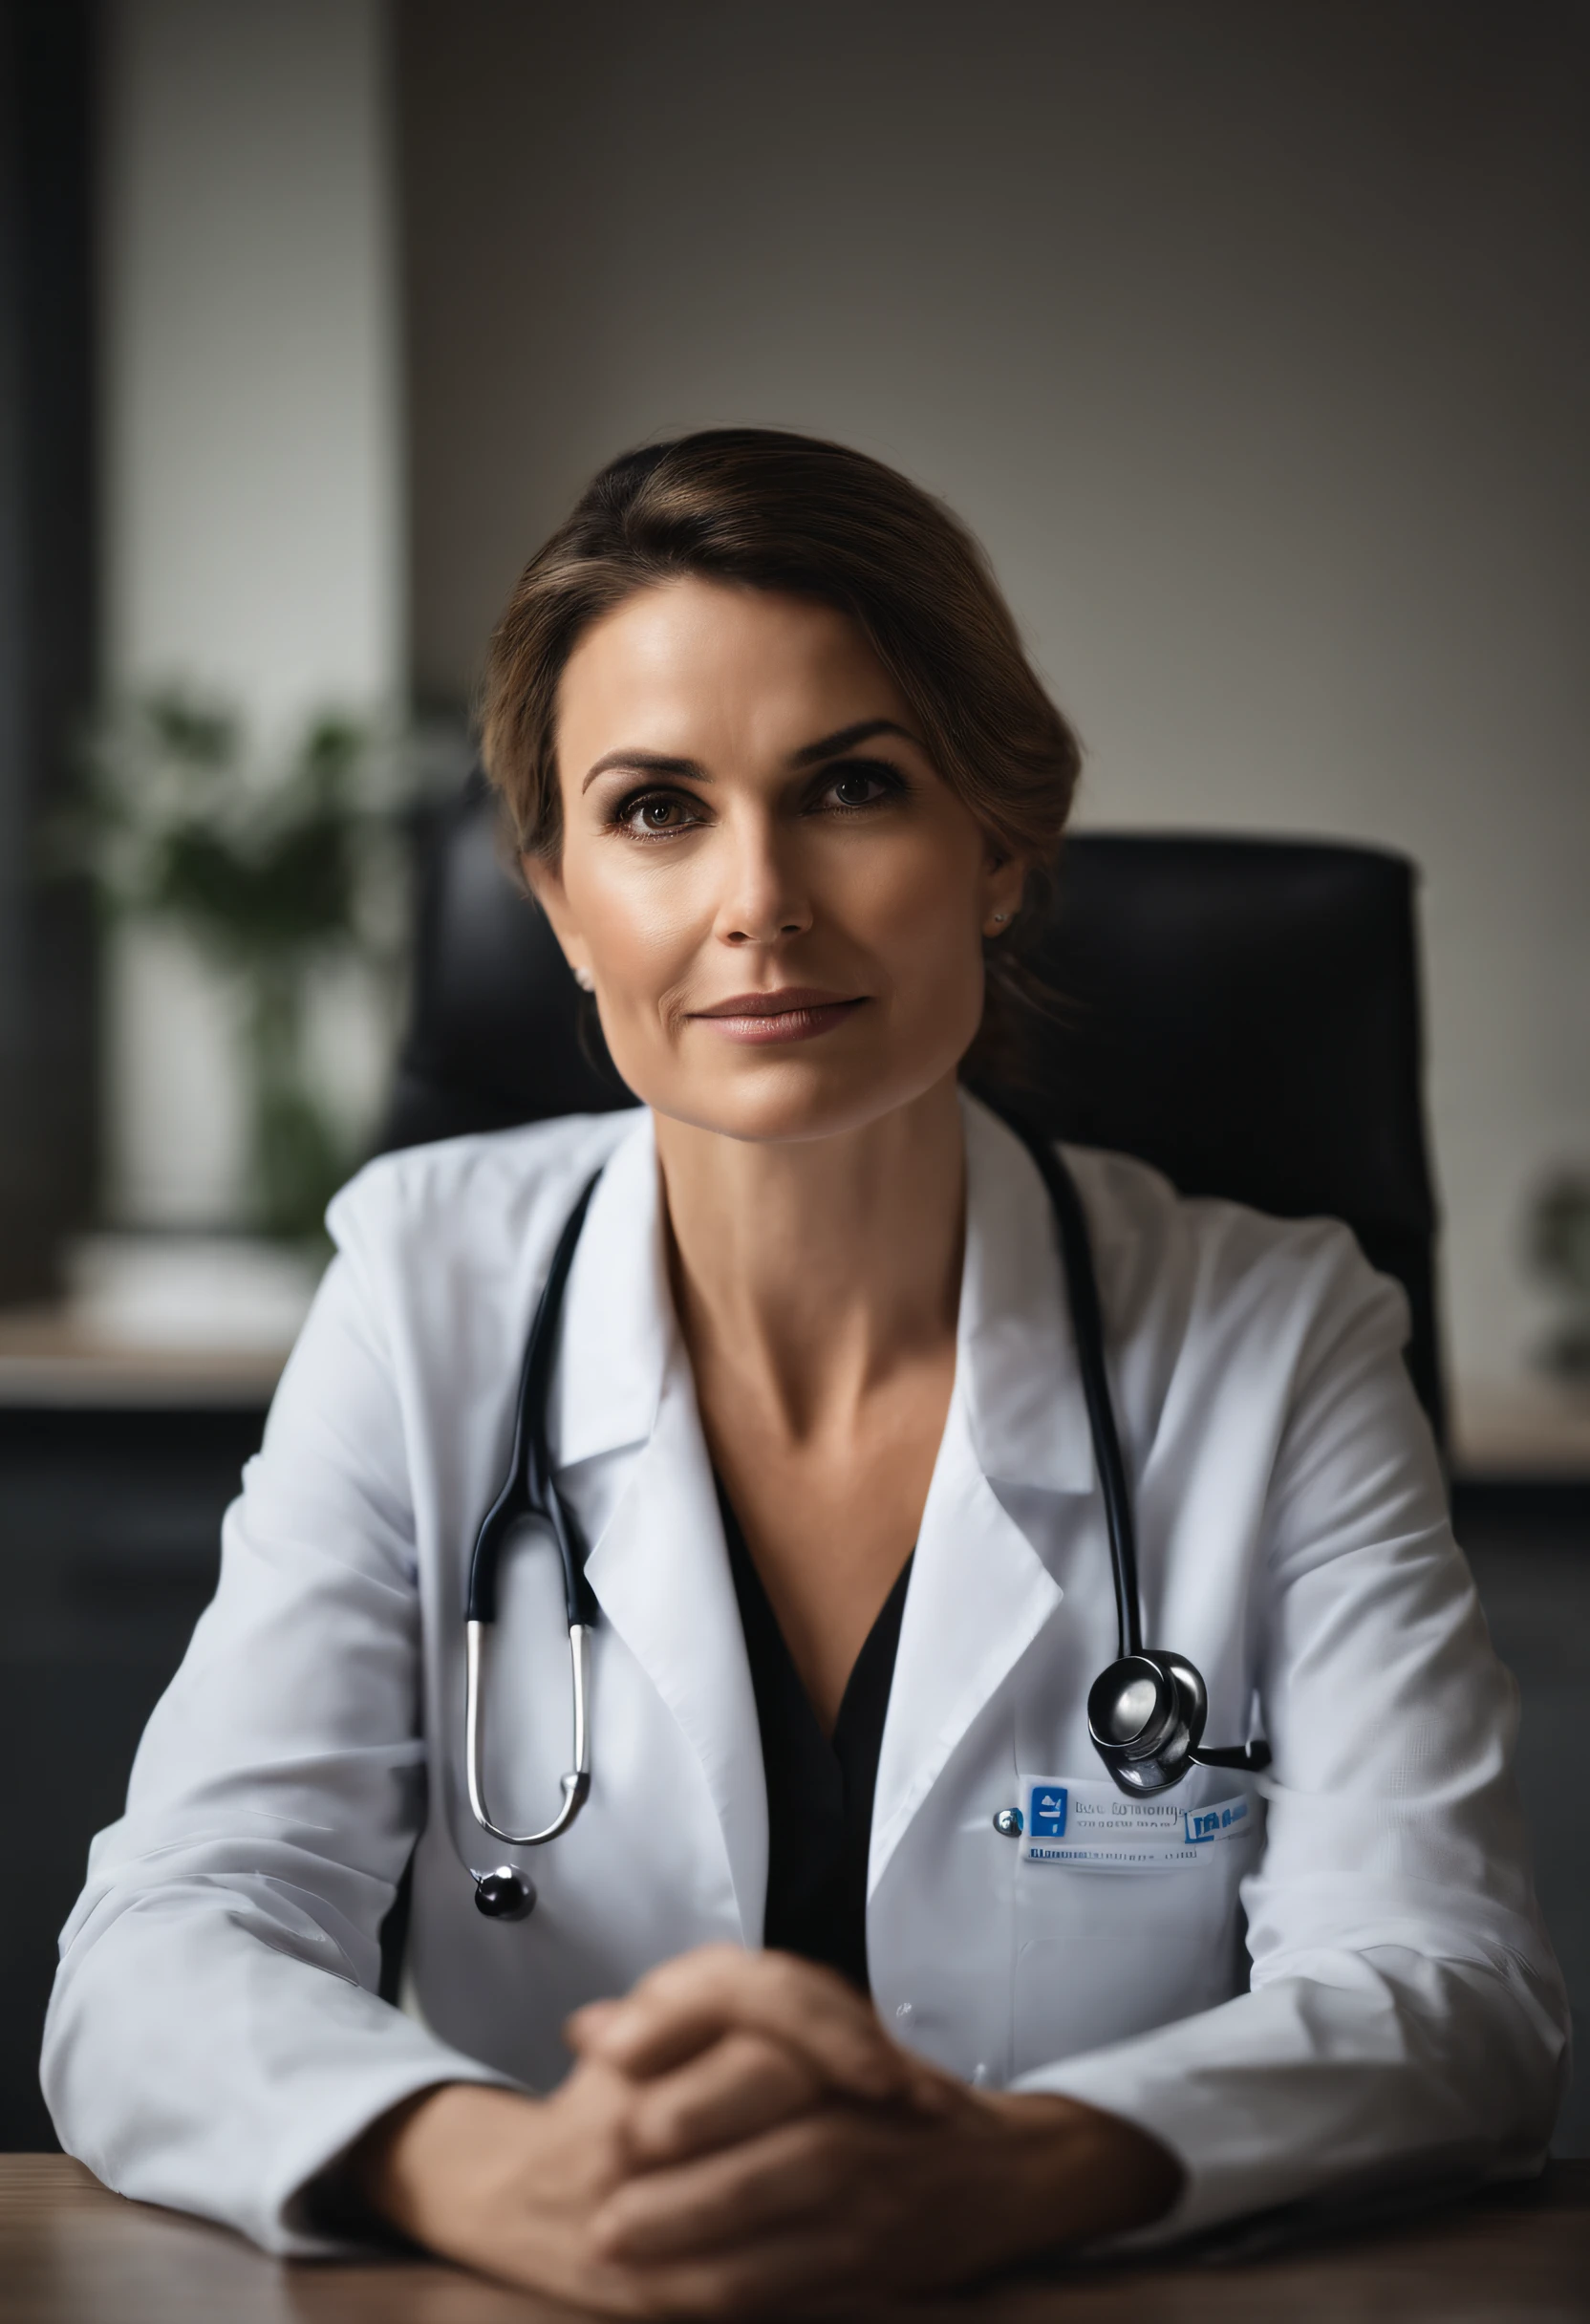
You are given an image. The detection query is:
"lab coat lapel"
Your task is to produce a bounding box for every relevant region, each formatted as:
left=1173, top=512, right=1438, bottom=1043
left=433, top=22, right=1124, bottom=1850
left=869, top=1099, right=1095, bottom=1893
left=551, top=1110, right=671, bottom=1470
left=553, top=1115, right=768, bottom=1945
left=869, top=1400, right=1062, bottom=1891
left=955, top=1098, right=1095, bottom=1498
left=583, top=1358, right=768, bottom=1946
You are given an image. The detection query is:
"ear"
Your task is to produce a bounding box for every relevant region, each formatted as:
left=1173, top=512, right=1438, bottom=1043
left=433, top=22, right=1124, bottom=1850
left=979, top=847, right=1029, bottom=940
left=521, top=852, right=596, bottom=992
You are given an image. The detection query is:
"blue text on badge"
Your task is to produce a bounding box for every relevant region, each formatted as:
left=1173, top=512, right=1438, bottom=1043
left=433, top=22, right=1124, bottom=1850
left=1183, top=1796, right=1249, bottom=1844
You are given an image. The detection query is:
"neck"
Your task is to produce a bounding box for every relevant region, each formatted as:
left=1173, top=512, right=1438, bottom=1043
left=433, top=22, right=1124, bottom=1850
left=653, top=1077, right=966, bottom=1442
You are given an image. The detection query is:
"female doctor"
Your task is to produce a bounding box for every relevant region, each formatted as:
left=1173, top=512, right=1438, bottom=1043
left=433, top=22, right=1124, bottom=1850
left=45, top=430, right=1566, bottom=2314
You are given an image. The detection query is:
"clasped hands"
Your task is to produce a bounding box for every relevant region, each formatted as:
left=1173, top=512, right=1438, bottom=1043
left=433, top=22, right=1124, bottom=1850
left=354, top=1944, right=1180, bottom=2316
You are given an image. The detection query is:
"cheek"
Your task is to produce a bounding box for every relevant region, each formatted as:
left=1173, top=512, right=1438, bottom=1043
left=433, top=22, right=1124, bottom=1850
left=850, top=833, right=988, bottom=996
left=565, top=850, right=709, bottom=996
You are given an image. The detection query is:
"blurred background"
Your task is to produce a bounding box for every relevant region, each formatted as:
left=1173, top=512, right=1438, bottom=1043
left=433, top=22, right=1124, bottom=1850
left=0, top=0, right=1585, bottom=2151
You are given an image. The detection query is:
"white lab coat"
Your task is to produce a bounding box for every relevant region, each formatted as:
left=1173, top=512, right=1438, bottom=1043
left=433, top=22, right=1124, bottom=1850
left=42, top=1097, right=1568, bottom=2255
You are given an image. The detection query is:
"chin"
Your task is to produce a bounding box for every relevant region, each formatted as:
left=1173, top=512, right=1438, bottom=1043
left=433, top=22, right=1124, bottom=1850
left=637, top=1050, right=965, bottom=1150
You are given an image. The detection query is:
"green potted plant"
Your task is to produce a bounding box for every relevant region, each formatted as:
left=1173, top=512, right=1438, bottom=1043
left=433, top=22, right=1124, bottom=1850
left=68, top=689, right=416, bottom=1245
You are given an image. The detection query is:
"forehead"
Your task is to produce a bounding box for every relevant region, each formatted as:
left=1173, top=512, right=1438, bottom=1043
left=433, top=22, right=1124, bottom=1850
left=556, top=578, right=914, bottom=765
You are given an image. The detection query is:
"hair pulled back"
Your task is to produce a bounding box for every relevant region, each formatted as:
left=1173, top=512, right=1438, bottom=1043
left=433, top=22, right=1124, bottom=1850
left=478, top=428, right=1081, bottom=1069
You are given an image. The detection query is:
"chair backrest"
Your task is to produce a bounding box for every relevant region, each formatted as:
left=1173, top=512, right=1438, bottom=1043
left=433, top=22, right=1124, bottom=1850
left=379, top=782, right=1444, bottom=1439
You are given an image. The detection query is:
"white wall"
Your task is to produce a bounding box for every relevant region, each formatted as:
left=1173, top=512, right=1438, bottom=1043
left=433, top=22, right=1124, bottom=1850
left=100, top=0, right=403, bottom=1225
left=399, top=0, right=1589, bottom=1394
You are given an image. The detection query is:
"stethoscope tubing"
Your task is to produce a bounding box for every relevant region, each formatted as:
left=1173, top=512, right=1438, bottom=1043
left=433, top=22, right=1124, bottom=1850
left=464, top=1170, right=602, bottom=1629
left=1012, top=1127, right=1145, bottom=1663
left=462, top=1168, right=602, bottom=1861
left=464, top=1616, right=592, bottom=1845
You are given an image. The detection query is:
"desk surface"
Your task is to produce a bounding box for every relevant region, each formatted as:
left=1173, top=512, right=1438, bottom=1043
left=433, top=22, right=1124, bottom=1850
left=3, top=2155, right=1587, bottom=2323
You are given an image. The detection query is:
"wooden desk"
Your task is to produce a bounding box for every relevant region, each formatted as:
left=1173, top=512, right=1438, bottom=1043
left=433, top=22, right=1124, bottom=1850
left=2, top=2155, right=1586, bottom=2323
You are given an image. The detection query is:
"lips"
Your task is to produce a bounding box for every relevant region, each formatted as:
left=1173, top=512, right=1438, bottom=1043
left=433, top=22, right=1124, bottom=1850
left=693, top=987, right=857, bottom=1019
left=688, top=988, right=868, bottom=1046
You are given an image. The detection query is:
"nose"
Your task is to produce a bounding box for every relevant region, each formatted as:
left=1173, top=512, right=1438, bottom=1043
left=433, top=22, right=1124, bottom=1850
left=715, top=817, right=812, bottom=947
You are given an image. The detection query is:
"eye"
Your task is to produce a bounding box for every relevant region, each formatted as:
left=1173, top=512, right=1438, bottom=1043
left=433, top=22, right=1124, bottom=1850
left=817, top=758, right=904, bottom=812
left=612, top=787, right=707, bottom=838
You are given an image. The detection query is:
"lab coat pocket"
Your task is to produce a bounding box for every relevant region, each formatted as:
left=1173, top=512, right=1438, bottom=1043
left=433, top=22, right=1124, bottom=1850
left=1012, top=1776, right=1260, bottom=2073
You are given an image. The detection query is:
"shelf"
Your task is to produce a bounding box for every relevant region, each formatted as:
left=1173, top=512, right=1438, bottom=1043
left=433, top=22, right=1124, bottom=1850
left=1450, top=1376, right=1590, bottom=1481
left=1, top=1299, right=1586, bottom=1475
left=0, top=1308, right=287, bottom=1407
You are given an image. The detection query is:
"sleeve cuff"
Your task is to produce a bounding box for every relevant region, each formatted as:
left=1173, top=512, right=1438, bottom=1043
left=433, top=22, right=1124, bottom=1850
left=266, top=2033, right=522, bottom=2257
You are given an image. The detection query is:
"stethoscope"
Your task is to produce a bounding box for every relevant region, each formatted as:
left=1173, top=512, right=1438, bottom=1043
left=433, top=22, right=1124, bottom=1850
left=462, top=1126, right=1269, bottom=1921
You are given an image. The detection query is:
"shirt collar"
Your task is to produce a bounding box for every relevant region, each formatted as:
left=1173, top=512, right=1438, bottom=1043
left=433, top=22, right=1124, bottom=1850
left=550, top=1091, right=1095, bottom=1497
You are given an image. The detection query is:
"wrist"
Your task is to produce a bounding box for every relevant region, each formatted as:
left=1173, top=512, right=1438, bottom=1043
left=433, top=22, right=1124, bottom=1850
left=984, top=2090, right=1184, bottom=2252
left=346, top=2081, right=528, bottom=2245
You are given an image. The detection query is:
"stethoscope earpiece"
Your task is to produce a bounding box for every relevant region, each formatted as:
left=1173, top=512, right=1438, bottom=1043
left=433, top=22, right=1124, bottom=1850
left=474, top=1866, right=537, bottom=1920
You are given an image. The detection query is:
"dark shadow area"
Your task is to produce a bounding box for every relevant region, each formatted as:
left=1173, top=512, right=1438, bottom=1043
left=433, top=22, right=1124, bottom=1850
left=0, top=1407, right=263, bottom=2151
left=1454, top=1479, right=1590, bottom=2158
left=0, top=0, right=100, bottom=1302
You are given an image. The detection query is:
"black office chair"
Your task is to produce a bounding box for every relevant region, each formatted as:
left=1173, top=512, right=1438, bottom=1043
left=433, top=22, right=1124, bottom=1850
left=378, top=779, right=1444, bottom=1442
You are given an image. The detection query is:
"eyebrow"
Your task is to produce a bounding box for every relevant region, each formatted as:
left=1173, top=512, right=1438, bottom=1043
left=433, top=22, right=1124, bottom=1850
left=581, top=749, right=701, bottom=793
left=790, top=718, right=921, bottom=766
left=580, top=719, right=921, bottom=793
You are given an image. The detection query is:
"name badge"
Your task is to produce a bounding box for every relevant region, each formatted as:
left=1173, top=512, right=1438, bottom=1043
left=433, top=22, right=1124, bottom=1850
left=1022, top=1779, right=1253, bottom=1872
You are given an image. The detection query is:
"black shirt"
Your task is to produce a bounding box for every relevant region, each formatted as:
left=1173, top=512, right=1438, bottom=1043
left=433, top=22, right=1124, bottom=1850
left=717, top=1480, right=912, bottom=1994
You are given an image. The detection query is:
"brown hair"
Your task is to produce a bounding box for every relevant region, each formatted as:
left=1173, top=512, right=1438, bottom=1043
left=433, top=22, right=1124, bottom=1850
left=478, top=428, right=1082, bottom=1070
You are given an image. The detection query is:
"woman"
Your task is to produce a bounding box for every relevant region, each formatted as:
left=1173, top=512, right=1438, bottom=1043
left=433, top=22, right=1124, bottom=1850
left=45, top=431, right=1566, bottom=2313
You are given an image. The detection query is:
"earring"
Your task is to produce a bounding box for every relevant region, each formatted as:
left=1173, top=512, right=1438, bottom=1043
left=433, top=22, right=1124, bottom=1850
left=990, top=912, right=1010, bottom=927
left=573, top=966, right=595, bottom=993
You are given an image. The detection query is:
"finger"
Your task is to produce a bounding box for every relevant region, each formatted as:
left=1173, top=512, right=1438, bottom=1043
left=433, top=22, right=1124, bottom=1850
left=601, top=1958, right=952, bottom=2116
left=626, top=2030, right=823, bottom=2164
left=563, top=1997, right=624, bottom=2055
left=588, top=1946, right=926, bottom=2105
left=592, top=2109, right=862, bottom=2262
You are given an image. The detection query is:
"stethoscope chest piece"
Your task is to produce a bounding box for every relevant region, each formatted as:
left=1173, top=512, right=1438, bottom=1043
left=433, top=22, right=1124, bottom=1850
left=1087, top=1650, right=1209, bottom=1795
left=474, top=1865, right=537, bottom=1920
